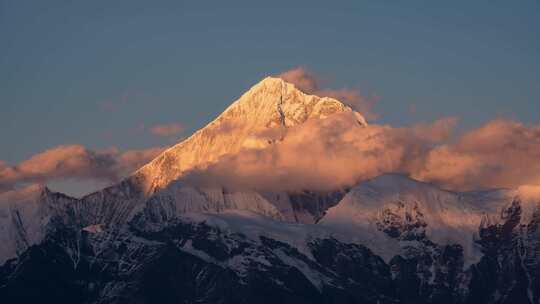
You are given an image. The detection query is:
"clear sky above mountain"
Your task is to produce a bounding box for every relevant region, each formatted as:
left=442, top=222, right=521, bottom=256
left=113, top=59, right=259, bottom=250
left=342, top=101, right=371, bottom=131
left=1, top=1, right=539, bottom=195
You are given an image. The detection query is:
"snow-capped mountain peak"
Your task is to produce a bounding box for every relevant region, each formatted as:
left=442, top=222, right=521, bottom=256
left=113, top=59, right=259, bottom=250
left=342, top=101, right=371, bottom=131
left=133, top=76, right=367, bottom=194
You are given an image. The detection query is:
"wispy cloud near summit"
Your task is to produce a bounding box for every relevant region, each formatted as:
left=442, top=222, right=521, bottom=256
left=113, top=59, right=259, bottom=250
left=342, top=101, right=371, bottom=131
left=150, top=123, right=185, bottom=137
left=278, top=67, right=379, bottom=120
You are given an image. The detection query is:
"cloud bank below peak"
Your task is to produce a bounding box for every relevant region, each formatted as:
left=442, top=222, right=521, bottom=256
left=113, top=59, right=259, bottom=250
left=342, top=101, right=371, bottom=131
left=182, top=113, right=453, bottom=192
left=0, top=145, right=165, bottom=193
left=183, top=113, right=540, bottom=193
left=412, top=119, right=540, bottom=191
left=3, top=69, right=538, bottom=196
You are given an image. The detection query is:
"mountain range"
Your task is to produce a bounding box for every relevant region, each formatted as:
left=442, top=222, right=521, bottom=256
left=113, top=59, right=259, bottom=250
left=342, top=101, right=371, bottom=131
left=1, top=77, right=539, bottom=304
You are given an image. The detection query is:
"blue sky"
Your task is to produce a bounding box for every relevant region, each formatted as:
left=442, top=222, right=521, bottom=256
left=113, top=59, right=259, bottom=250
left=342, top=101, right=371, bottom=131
left=1, top=1, right=539, bottom=194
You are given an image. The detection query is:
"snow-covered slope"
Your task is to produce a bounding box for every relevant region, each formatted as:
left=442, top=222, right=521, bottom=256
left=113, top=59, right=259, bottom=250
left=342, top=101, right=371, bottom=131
left=136, top=181, right=286, bottom=223
left=320, top=174, right=522, bottom=265
left=0, top=185, right=76, bottom=264
left=135, top=180, right=349, bottom=227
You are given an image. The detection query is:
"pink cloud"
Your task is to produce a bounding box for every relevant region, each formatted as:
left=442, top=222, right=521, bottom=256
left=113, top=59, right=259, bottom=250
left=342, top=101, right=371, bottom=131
left=97, top=90, right=144, bottom=112
left=413, top=119, right=540, bottom=190
left=6, top=115, right=538, bottom=196
left=119, top=146, right=167, bottom=169
left=182, top=112, right=540, bottom=193
left=183, top=113, right=455, bottom=192
left=0, top=145, right=165, bottom=192
left=150, top=123, right=185, bottom=137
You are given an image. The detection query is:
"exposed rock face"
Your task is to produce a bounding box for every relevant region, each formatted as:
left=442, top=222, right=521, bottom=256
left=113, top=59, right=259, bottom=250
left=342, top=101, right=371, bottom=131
left=468, top=200, right=540, bottom=304
left=376, top=200, right=428, bottom=240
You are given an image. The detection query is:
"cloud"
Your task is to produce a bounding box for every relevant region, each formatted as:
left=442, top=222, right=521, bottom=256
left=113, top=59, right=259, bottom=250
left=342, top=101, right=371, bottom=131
left=0, top=161, right=14, bottom=192
left=7, top=116, right=538, bottom=196
left=182, top=113, right=454, bottom=192
left=517, top=184, right=540, bottom=202
left=278, top=67, right=321, bottom=93
left=0, top=145, right=165, bottom=192
left=410, top=117, right=458, bottom=142
left=278, top=67, right=379, bottom=120
left=119, top=146, right=166, bottom=169
left=182, top=110, right=540, bottom=193
left=413, top=119, right=540, bottom=191
left=97, top=90, right=143, bottom=112
left=150, top=123, right=185, bottom=137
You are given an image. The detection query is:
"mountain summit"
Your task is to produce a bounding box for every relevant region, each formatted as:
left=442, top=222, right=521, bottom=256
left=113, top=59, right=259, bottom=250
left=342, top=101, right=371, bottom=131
left=134, top=76, right=367, bottom=194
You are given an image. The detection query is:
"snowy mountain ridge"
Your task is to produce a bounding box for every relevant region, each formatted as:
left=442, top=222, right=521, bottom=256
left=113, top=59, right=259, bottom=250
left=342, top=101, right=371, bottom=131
left=3, top=174, right=539, bottom=303
left=0, top=172, right=533, bottom=267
